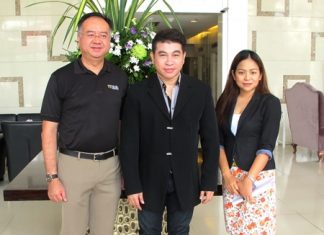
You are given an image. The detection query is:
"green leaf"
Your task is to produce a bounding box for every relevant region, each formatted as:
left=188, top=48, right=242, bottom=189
left=107, top=0, right=119, bottom=30
left=63, top=14, right=77, bottom=47
left=125, top=0, right=139, bottom=28
left=86, top=0, right=100, bottom=12
left=118, top=0, right=127, bottom=30
left=49, top=6, right=73, bottom=56
left=25, top=0, right=76, bottom=9
left=155, top=10, right=172, bottom=28
left=162, top=0, right=183, bottom=32
left=136, top=0, right=158, bottom=29
left=93, top=0, right=104, bottom=13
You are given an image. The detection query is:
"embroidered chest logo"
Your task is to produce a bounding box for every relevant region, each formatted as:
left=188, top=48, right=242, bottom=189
left=107, top=84, right=119, bottom=91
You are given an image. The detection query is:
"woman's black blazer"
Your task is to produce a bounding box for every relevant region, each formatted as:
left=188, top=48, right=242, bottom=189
left=218, top=92, right=281, bottom=171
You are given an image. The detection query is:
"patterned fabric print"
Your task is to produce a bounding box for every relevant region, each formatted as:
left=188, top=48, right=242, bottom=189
left=223, top=166, right=276, bottom=235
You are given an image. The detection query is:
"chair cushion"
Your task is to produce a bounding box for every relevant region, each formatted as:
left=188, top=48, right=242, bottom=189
left=285, top=83, right=320, bottom=151
left=0, top=114, right=17, bottom=132
left=319, top=91, right=324, bottom=135
left=1, top=121, right=41, bottom=181
left=16, top=113, right=41, bottom=122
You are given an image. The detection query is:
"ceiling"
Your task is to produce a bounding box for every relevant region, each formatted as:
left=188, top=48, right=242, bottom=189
left=149, top=13, right=218, bottom=38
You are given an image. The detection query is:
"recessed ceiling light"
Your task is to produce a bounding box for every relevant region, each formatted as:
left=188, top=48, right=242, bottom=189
left=190, top=19, right=198, bottom=23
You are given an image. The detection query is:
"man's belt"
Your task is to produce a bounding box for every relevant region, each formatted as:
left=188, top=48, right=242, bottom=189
left=59, top=148, right=118, bottom=161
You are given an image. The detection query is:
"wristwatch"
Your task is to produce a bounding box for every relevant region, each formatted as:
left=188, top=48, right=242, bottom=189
left=46, top=173, right=59, bottom=182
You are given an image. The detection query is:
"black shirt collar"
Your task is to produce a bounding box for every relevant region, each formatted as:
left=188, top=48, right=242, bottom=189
left=74, top=58, right=111, bottom=75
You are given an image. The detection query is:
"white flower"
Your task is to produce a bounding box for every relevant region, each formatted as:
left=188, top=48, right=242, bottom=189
left=130, top=56, right=139, bottom=64
left=150, top=31, right=156, bottom=39
left=133, top=65, right=140, bottom=72
left=106, top=20, right=156, bottom=83
left=125, top=40, right=134, bottom=51
left=112, top=32, right=120, bottom=43
left=136, top=39, right=144, bottom=45
left=113, top=49, right=121, bottom=56
left=112, top=45, right=122, bottom=56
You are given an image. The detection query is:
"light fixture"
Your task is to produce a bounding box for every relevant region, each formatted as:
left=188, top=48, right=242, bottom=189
left=190, top=19, right=198, bottom=23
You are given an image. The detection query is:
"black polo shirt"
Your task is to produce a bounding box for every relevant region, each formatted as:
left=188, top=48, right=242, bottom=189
left=41, top=59, right=128, bottom=152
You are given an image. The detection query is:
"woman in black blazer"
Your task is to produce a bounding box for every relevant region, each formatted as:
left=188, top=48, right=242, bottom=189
left=215, top=50, right=281, bottom=235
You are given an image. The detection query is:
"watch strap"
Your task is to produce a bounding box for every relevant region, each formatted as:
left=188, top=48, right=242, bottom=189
left=46, top=173, right=59, bottom=182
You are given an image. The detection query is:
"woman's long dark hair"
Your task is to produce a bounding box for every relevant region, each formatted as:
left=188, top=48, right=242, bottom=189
left=216, top=50, right=271, bottom=125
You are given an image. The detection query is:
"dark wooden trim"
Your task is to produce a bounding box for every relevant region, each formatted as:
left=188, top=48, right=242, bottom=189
left=3, top=189, right=49, bottom=201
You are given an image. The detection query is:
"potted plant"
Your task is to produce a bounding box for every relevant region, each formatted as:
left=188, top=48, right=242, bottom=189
left=27, top=0, right=182, bottom=83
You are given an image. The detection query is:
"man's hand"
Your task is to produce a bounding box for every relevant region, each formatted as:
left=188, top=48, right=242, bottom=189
left=47, top=179, right=67, bottom=202
left=200, top=191, right=214, bottom=204
left=127, top=193, right=144, bottom=210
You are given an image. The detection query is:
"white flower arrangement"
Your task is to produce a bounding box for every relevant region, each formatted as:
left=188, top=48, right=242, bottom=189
left=106, top=19, right=156, bottom=83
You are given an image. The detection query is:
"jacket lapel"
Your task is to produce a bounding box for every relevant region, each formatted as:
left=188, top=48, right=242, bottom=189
left=226, top=100, right=236, bottom=136
left=173, top=74, right=194, bottom=119
left=236, top=92, right=261, bottom=134
left=147, top=75, right=170, bottom=119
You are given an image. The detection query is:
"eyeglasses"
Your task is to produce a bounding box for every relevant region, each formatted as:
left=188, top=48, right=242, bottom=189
left=79, top=31, right=110, bottom=40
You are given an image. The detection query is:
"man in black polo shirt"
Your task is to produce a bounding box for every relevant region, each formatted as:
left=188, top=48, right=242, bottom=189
left=41, top=13, right=128, bottom=235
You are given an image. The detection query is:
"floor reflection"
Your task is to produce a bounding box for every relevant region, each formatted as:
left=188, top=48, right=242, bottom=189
left=1, top=144, right=324, bottom=235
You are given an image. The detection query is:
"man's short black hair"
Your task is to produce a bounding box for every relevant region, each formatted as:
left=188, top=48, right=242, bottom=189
left=152, top=28, right=186, bottom=53
left=77, top=12, right=113, bottom=31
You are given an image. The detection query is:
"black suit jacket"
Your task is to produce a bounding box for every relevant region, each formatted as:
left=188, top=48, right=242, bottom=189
left=119, top=74, right=219, bottom=212
left=218, top=93, right=281, bottom=171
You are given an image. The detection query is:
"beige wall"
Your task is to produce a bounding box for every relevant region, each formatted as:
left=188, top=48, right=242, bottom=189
left=248, top=0, right=324, bottom=144
left=0, top=0, right=77, bottom=114
left=1, top=0, right=323, bottom=146
left=0, top=0, right=227, bottom=114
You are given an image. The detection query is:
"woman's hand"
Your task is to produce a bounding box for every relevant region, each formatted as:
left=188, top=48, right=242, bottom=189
left=223, top=171, right=240, bottom=195
left=237, top=175, right=255, bottom=203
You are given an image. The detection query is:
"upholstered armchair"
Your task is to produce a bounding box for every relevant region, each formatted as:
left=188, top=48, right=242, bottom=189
left=1, top=121, right=42, bottom=181
left=16, top=113, right=42, bottom=122
left=285, top=82, right=324, bottom=161
left=0, top=114, right=17, bottom=181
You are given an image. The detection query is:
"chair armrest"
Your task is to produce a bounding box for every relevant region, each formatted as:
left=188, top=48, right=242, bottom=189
left=319, top=91, right=324, bottom=135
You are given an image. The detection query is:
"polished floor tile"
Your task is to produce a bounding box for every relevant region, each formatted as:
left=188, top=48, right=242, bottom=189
left=0, top=202, right=61, bottom=235
left=0, top=144, right=324, bottom=234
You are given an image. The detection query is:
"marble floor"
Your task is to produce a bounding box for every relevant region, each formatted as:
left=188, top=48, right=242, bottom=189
left=0, top=145, right=324, bottom=235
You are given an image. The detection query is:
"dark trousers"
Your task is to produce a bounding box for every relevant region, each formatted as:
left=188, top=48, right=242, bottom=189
left=138, top=174, right=194, bottom=235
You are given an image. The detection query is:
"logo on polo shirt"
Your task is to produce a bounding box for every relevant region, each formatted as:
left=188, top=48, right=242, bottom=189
left=107, top=84, right=119, bottom=91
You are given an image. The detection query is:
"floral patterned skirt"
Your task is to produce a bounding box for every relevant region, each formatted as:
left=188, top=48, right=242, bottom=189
left=223, top=166, right=276, bottom=235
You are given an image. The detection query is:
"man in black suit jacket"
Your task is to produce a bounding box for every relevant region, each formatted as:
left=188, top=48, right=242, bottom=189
left=119, top=29, right=219, bottom=235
